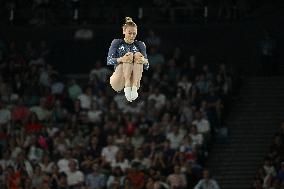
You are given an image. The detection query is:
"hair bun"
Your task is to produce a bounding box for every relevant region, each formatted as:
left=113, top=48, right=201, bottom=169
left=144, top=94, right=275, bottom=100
left=125, top=17, right=133, bottom=23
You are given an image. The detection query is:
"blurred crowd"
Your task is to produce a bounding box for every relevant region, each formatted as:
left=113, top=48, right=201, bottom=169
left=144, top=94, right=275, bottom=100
left=252, top=122, right=284, bottom=189
left=0, top=29, right=242, bottom=189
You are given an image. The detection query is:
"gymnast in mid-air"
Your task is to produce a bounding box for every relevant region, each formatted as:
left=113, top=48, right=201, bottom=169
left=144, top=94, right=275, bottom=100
left=107, top=17, right=149, bottom=102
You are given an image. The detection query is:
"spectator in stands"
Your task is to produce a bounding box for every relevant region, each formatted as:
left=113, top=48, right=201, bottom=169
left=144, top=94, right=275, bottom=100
left=166, top=125, right=185, bottom=150
left=29, top=97, right=51, bottom=121
left=67, top=79, right=82, bottom=101
left=126, top=162, right=145, bottom=189
left=268, top=135, right=284, bottom=166
left=252, top=177, right=265, bottom=189
left=111, top=149, right=130, bottom=172
left=131, top=128, right=145, bottom=149
left=11, top=98, right=30, bottom=124
left=167, top=164, right=187, bottom=188
left=276, top=162, right=284, bottom=182
left=263, top=158, right=277, bottom=178
left=51, top=74, right=65, bottom=96
left=101, top=135, right=119, bottom=165
left=55, top=172, right=69, bottom=189
left=77, top=86, right=93, bottom=110
left=39, top=154, right=54, bottom=174
left=57, top=149, right=78, bottom=173
left=192, top=110, right=211, bottom=140
left=132, top=148, right=151, bottom=170
left=254, top=167, right=271, bottom=189
left=66, top=160, right=84, bottom=188
left=148, top=88, right=166, bottom=109
left=5, top=166, right=21, bottom=189
left=31, top=164, right=44, bottom=188
left=85, top=163, right=106, bottom=189
left=194, top=169, right=220, bottom=189
left=0, top=150, right=14, bottom=170
left=189, top=125, right=204, bottom=151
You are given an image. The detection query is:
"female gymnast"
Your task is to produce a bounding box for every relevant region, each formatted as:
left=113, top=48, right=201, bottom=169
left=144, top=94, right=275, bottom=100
left=107, top=17, right=149, bottom=102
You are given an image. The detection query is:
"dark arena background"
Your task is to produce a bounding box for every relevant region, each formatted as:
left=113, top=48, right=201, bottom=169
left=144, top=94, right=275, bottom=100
left=0, top=0, right=284, bottom=189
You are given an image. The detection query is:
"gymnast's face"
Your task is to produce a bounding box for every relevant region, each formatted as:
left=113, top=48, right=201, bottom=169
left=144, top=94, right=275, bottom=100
left=123, top=26, right=137, bottom=44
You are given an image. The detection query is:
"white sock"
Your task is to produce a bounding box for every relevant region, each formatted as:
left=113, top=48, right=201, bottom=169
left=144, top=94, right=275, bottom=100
left=124, top=87, right=132, bottom=102
left=131, top=86, right=138, bottom=101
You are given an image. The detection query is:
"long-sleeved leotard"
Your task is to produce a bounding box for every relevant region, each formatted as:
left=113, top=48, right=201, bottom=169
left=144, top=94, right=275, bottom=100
left=107, top=39, right=149, bottom=70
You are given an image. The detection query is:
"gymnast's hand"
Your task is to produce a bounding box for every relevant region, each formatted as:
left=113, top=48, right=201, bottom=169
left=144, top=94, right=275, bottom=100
left=134, top=52, right=147, bottom=64
left=118, top=52, right=134, bottom=64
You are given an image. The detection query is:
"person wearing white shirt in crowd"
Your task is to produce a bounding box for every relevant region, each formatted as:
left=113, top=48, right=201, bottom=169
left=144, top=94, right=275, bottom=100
left=9, top=139, right=22, bottom=161
left=131, top=148, right=151, bottom=170
left=39, top=154, right=54, bottom=174
left=39, top=67, right=50, bottom=87
left=66, top=160, right=84, bottom=188
left=263, top=158, right=277, bottom=177
left=111, top=150, right=130, bottom=172
left=101, top=135, right=119, bottom=164
left=16, top=152, right=34, bottom=177
left=87, top=101, right=103, bottom=123
left=194, top=169, right=220, bottom=189
left=114, top=93, right=128, bottom=110
left=192, top=110, right=211, bottom=138
left=27, top=137, right=44, bottom=164
left=178, top=75, right=192, bottom=95
left=57, top=149, right=78, bottom=173
left=179, top=100, right=194, bottom=124
left=148, top=88, right=166, bottom=109
left=0, top=150, right=14, bottom=170
left=131, top=128, right=144, bottom=149
left=189, top=125, right=204, bottom=149
left=166, top=126, right=185, bottom=150
left=77, top=86, right=93, bottom=110
left=29, top=97, right=51, bottom=121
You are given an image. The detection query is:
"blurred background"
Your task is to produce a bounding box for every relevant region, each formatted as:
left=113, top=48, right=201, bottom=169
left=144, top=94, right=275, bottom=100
left=0, top=0, right=284, bottom=189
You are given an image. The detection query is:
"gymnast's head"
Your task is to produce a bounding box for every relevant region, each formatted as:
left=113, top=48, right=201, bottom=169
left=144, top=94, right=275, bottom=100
left=122, top=17, right=137, bottom=44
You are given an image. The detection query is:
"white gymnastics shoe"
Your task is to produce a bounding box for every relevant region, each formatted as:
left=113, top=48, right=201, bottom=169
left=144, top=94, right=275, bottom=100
left=124, top=87, right=132, bottom=102
left=131, top=86, right=138, bottom=101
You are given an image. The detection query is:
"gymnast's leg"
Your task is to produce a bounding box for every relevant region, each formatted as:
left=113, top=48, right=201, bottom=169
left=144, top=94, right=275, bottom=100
left=123, top=61, right=134, bottom=101
left=110, top=64, right=125, bottom=92
left=131, top=53, right=144, bottom=100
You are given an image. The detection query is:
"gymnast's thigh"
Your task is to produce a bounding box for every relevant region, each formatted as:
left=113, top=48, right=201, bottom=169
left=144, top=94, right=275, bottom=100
left=110, top=64, right=125, bottom=92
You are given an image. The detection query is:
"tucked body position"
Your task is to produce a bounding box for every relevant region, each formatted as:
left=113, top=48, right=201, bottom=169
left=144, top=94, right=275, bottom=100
left=107, top=17, right=149, bottom=102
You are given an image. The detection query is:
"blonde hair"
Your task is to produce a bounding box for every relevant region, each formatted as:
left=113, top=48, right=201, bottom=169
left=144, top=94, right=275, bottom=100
left=122, top=17, right=137, bottom=29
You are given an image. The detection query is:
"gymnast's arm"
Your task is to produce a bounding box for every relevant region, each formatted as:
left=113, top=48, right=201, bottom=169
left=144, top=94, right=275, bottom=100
left=107, top=39, right=123, bottom=66
left=138, top=41, right=149, bottom=70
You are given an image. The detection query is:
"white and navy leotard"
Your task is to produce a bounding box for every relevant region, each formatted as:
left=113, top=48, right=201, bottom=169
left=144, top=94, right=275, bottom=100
left=107, top=39, right=149, bottom=70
